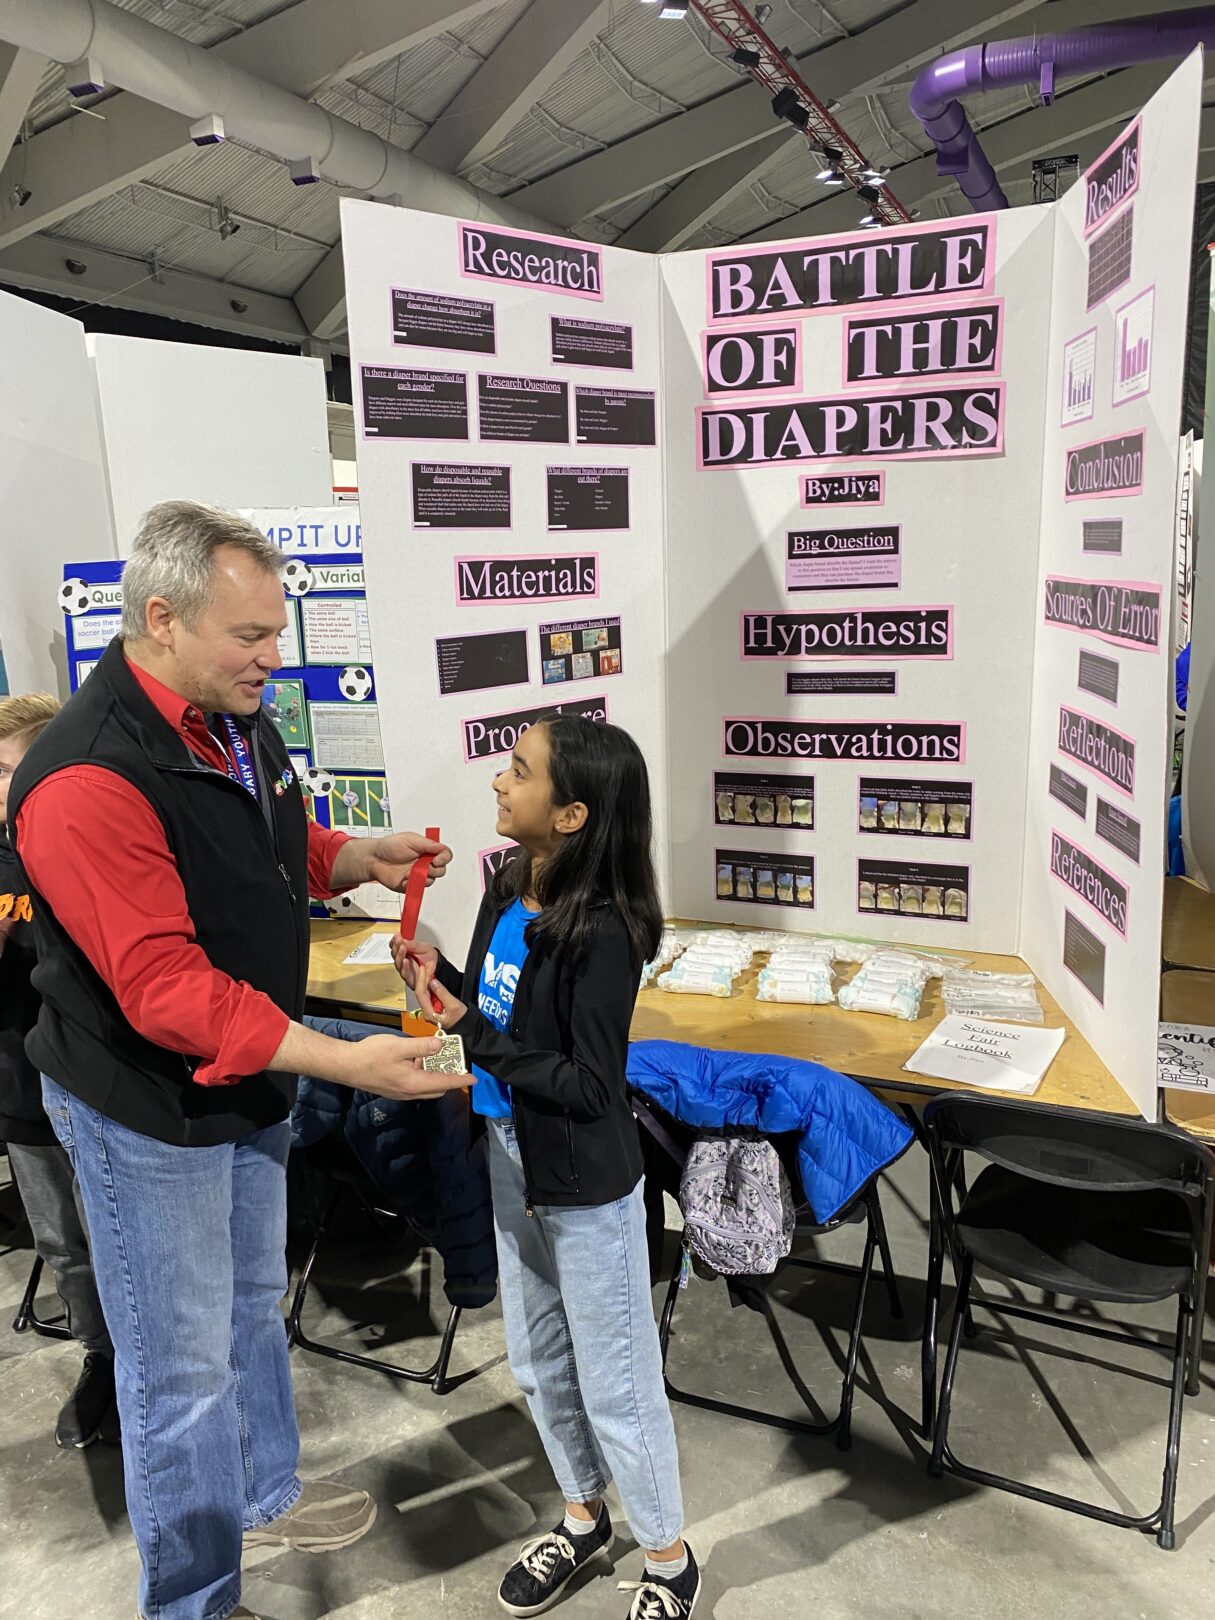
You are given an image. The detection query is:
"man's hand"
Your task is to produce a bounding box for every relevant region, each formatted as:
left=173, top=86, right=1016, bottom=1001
left=348, top=1033, right=471, bottom=1101
left=268, top=1018, right=467, bottom=1100
left=329, top=831, right=453, bottom=896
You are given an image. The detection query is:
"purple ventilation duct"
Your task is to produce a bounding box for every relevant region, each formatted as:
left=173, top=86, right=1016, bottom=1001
left=909, top=7, right=1215, bottom=212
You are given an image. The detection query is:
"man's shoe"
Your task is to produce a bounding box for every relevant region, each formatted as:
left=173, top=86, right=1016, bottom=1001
left=242, top=1481, right=376, bottom=1553
left=498, top=1504, right=613, bottom=1616
left=618, top=1543, right=701, bottom=1619
left=56, top=1352, right=115, bottom=1449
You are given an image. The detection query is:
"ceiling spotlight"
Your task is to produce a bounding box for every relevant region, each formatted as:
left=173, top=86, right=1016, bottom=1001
left=816, top=164, right=844, bottom=186
left=10, top=183, right=31, bottom=208
left=859, top=213, right=880, bottom=228
left=659, top=0, right=689, bottom=15
left=190, top=114, right=225, bottom=146
left=860, top=164, right=886, bottom=187
left=288, top=155, right=321, bottom=185
left=771, top=87, right=809, bottom=129
left=755, top=3, right=773, bottom=21
left=858, top=184, right=881, bottom=205
left=65, top=57, right=105, bottom=97
left=65, top=258, right=87, bottom=275
left=732, top=46, right=762, bottom=66
left=218, top=204, right=241, bottom=241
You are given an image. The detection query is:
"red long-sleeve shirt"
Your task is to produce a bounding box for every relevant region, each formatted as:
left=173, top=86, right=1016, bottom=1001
left=16, top=658, right=352, bottom=1086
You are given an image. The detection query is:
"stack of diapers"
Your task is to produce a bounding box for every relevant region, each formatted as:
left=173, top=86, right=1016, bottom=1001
left=657, top=931, right=752, bottom=998
left=757, top=938, right=836, bottom=1004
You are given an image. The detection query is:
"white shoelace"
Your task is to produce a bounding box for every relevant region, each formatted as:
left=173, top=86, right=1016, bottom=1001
left=518, top=1531, right=576, bottom=1581
left=617, top=1579, right=684, bottom=1620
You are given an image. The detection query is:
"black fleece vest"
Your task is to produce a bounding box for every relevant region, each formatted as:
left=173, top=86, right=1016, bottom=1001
left=8, top=638, right=310, bottom=1145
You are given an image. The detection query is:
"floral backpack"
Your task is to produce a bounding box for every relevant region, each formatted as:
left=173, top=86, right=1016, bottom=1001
left=678, top=1136, right=796, bottom=1275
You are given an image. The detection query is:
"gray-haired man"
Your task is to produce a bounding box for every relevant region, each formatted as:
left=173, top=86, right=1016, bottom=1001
left=10, top=502, right=465, bottom=1620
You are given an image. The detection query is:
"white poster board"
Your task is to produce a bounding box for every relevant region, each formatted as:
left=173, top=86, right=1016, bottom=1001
left=340, top=55, right=1202, bottom=1115
left=0, top=290, right=116, bottom=696
left=342, top=200, right=669, bottom=955
left=660, top=208, right=1051, bottom=953
left=89, top=336, right=332, bottom=550
left=1019, top=51, right=1201, bottom=1116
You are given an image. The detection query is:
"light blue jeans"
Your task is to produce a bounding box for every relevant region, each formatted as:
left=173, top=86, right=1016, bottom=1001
left=41, top=1076, right=301, bottom=1620
left=487, top=1117, right=683, bottom=1550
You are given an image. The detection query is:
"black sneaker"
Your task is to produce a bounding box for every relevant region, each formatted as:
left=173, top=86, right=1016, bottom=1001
left=498, top=1504, right=613, bottom=1616
left=618, top=1543, right=701, bottom=1619
left=55, top=1352, right=116, bottom=1449
left=98, top=1394, right=122, bottom=1446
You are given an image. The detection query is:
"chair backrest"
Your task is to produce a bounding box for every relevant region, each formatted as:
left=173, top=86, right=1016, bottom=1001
left=923, top=1093, right=1214, bottom=1203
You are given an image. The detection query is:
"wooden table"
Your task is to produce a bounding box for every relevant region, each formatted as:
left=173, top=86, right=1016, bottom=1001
left=308, top=918, right=1136, bottom=1115
left=1161, top=969, right=1215, bottom=1145
left=1162, top=877, right=1215, bottom=973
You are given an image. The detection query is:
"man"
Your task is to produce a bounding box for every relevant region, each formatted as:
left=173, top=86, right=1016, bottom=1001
left=0, top=692, right=116, bottom=1449
left=10, top=502, right=464, bottom=1620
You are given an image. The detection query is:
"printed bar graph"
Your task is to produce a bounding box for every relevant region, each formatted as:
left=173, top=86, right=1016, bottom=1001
left=1113, top=287, right=1153, bottom=405
left=1067, top=362, right=1093, bottom=408
left=1061, top=327, right=1097, bottom=426
left=1120, top=328, right=1148, bottom=383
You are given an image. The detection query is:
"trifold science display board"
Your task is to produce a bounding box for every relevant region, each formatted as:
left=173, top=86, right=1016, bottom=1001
left=60, top=505, right=399, bottom=920
left=343, top=54, right=1199, bottom=1118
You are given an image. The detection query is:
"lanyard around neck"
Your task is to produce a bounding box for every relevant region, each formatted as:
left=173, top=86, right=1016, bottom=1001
left=218, top=714, right=258, bottom=799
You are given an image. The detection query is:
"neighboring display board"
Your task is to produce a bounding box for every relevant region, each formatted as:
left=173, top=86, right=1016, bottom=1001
left=61, top=505, right=399, bottom=920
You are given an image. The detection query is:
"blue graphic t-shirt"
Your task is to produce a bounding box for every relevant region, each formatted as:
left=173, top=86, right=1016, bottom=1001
left=470, top=897, right=533, bottom=1118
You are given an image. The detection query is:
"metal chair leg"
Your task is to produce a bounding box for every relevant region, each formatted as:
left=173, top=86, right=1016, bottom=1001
left=928, top=1254, right=973, bottom=1477
left=868, top=1188, right=903, bottom=1321
left=921, top=1185, right=946, bottom=1437
left=1185, top=1187, right=1213, bottom=1396
left=285, top=1185, right=342, bottom=1348
left=1157, top=1297, right=1192, bottom=1550
left=287, top=1181, right=462, bottom=1388
left=658, top=1243, right=685, bottom=1370
left=835, top=1220, right=878, bottom=1451
left=11, top=1254, right=43, bottom=1333
left=11, top=1255, right=72, bottom=1341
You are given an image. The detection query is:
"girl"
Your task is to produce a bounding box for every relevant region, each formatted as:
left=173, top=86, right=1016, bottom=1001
left=391, top=716, right=699, bottom=1620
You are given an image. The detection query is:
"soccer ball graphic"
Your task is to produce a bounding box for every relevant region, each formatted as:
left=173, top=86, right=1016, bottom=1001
left=302, top=766, right=335, bottom=799
left=339, top=665, right=373, bottom=702
left=60, top=578, right=93, bottom=616
left=282, top=559, right=314, bottom=597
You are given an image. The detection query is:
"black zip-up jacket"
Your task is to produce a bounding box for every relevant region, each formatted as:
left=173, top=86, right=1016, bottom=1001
left=439, top=889, right=645, bottom=1208
left=0, top=831, right=56, bottom=1146
left=8, top=637, right=310, bottom=1146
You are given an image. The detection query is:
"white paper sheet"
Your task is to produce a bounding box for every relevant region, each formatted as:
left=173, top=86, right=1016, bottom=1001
left=903, top=1015, right=1066, bottom=1095
left=342, top=931, right=397, bottom=966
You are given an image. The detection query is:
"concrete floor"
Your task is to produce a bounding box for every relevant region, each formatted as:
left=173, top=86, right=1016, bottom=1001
left=2, top=1147, right=1214, bottom=1620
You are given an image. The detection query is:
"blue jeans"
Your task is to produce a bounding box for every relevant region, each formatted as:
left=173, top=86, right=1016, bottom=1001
left=487, top=1117, right=683, bottom=1551
left=41, top=1077, right=301, bottom=1620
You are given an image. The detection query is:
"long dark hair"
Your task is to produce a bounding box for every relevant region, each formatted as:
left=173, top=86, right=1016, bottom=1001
left=491, top=717, right=663, bottom=971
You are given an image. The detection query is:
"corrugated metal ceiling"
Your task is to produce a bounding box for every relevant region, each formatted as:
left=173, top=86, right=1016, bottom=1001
left=14, top=0, right=1122, bottom=320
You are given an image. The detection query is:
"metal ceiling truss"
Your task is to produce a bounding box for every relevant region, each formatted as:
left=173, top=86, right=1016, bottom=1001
left=686, top=0, right=911, bottom=226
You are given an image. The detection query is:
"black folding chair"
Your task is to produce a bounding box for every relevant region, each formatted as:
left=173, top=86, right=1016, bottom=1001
left=11, top=1255, right=72, bottom=1341
left=286, top=1141, right=461, bottom=1395
left=923, top=1093, right=1215, bottom=1550
left=635, top=1095, right=904, bottom=1450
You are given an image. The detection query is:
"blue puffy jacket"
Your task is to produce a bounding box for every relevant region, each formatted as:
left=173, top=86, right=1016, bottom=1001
left=292, top=1017, right=497, bottom=1309
left=626, top=1040, right=914, bottom=1223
